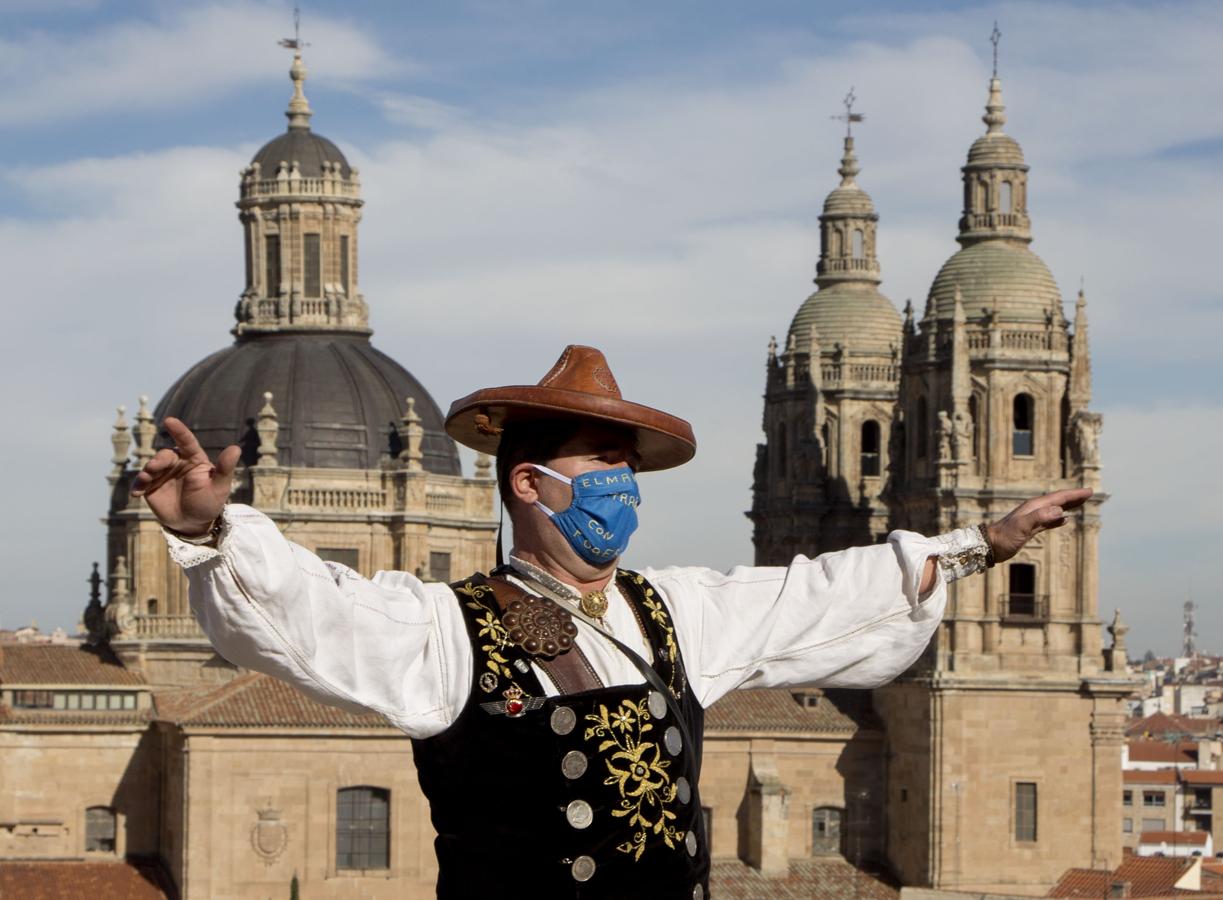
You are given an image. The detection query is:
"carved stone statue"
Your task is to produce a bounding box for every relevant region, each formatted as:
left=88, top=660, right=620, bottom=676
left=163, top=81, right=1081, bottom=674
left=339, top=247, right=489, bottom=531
left=937, top=411, right=954, bottom=462
left=1071, top=411, right=1102, bottom=467
left=952, top=410, right=975, bottom=461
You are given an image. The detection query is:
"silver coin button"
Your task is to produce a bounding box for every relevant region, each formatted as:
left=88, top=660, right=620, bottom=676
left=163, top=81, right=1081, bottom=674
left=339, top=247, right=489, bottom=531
left=561, top=750, right=588, bottom=780
left=566, top=799, right=594, bottom=830
left=664, top=725, right=682, bottom=756
left=685, top=829, right=698, bottom=857
left=648, top=690, right=667, bottom=719
left=676, top=776, right=691, bottom=804
left=571, top=855, right=597, bottom=882
left=692, top=884, right=704, bottom=900
left=550, top=706, right=576, bottom=735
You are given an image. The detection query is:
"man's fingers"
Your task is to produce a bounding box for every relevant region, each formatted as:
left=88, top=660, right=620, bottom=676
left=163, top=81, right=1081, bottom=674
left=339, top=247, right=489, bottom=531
left=214, top=445, right=241, bottom=480
left=1040, top=487, right=1092, bottom=511
left=162, top=417, right=209, bottom=464
left=130, top=448, right=180, bottom=496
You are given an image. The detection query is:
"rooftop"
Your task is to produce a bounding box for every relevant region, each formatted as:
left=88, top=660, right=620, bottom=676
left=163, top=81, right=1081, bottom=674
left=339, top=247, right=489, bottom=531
left=1048, top=855, right=1210, bottom=898
left=705, top=688, right=881, bottom=735
left=0, top=644, right=144, bottom=686
left=710, top=858, right=898, bottom=899
left=0, top=859, right=172, bottom=899
left=155, top=671, right=392, bottom=729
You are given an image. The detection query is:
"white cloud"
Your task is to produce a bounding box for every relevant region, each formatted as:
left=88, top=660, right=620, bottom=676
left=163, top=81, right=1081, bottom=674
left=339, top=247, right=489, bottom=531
left=0, top=2, right=397, bottom=127
left=1, top=3, right=1220, bottom=656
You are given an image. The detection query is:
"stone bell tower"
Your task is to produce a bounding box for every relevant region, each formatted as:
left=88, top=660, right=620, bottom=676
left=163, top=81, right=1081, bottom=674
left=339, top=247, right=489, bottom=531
left=874, top=49, right=1135, bottom=894
left=92, top=50, right=498, bottom=688
left=750, top=103, right=903, bottom=562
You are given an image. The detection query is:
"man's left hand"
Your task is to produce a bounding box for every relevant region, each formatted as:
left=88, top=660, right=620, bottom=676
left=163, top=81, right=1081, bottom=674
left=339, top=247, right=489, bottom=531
left=986, top=488, right=1093, bottom=564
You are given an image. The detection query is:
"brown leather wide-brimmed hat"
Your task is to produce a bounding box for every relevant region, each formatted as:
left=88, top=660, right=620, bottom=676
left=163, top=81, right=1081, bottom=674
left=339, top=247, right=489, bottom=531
left=444, top=345, right=696, bottom=472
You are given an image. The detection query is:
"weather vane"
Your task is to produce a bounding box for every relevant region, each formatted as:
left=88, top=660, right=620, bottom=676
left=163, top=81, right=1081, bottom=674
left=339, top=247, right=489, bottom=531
left=990, top=22, right=1001, bottom=78
left=279, top=5, right=310, bottom=52
left=831, top=87, right=865, bottom=138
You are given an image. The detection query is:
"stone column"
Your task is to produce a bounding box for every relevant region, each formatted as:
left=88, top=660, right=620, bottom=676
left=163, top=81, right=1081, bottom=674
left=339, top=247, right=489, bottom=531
left=744, top=741, right=790, bottom=877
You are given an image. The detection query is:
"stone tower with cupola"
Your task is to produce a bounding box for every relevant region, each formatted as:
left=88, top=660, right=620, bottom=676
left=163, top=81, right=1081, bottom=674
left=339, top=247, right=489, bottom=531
left=750, top=125, right=903, bottom=561
left=91, top=51, right=498, bottom=688
left=872, top=64, right=1135, bottom=894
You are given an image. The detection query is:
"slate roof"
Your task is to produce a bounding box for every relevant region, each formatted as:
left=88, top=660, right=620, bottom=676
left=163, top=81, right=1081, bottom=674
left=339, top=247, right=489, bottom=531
left=0, top=859, right=173, bottom=899
left=705, top=689, right=881, bottom=735
left=155, top=671, right=392, bottom=729
left=710, top=858, right=898, bottom=899
left=0, top=644, right=145, bottom=686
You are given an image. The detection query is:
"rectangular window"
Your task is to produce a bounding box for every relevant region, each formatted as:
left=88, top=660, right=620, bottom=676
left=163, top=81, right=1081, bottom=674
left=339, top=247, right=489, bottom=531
left=1143, top=791, right=1166, bottom=807
left=1123, top=790, right=1132, bottom=806
left=1122, top=817, right=1132, bottom=833
left=429, top=552, right=452, bottom=583
left=318, top=548, right=360, bottom=571
left=81, top=693, right=95, bottom=710
left=340, top=235, right=350, bottom=295
left=85, top=807, right=116, bottom=853
left=1142, top=817, right=1166, bottom=832
left=304, top=233, right=321, bottom=297
left=1014, top=782, right=1037, bottom=842
left=337, top=786, right=390, bottom=870
left=264, top=235, right=281, bottom=297
left=1007, top=564, right=1037, bottom=618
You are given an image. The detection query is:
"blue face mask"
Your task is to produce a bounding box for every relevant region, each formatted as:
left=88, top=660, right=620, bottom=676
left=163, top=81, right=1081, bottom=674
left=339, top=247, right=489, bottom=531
left=532, top=463, right=641, bottom=566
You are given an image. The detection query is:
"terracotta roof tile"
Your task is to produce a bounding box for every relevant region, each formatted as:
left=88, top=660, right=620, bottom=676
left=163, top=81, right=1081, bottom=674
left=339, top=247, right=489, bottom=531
left=0, top=859, right=172, bottom=899
left=1113, top=854, right=1203, bottom=895
left=0, top=707, right=151, bottom=726
left=155, top=672, right=392, bottom=729
left=709, top=858, right=898, bottom=899
left=1125, top=770, right=1179, bottom=784
left=0, top=644, right=144, bottom=686
left=1182, top=770, right=1223, bottom=786
left=706, top=689, right=881, bottom=734
left=1047, top=867, right=1112, bottom=897
left=1129, top=740, right=1198, bottom=764
left=1138, top=830, right=1210, bottom=845
left=1128, top=711, right=1220, bottom=739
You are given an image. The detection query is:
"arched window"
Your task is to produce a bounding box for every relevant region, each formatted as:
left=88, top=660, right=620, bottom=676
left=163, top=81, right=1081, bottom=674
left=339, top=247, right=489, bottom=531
left=303, top=233, right=322, bottom=298
left=967, top=395, right=979, bottom=461
left=1013, top=394, right=1035, bottom=456
left=915, top=398, right=928, bottom=459
left=1008, top=563, right=1037, bottom=618
left=860, top=420, right=881, bottom=477
left=828, top=227, right=842, bottom=258
left=852, top=229, right=864, bottom=258
left=146, top=598, right=158, bottom=616
left=1000, top=180, right=1013, bottom=213
left=812, top=806, right=843, bottom=854
left=85, top=806, right=116, bottom=853
left=264, top=235, right=281, bottom=297
left=337, top=786, right=390, bottom=871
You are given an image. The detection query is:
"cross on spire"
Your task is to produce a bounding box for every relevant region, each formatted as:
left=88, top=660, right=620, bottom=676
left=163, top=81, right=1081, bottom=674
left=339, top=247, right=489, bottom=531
left=990, top=22, right=1002, bottom=78
left=831, top=87, right=865, bottom=138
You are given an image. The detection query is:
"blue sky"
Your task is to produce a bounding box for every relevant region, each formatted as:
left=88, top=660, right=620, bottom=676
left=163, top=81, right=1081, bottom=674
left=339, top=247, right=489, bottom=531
left=1, top=0, right=1220, bottom=656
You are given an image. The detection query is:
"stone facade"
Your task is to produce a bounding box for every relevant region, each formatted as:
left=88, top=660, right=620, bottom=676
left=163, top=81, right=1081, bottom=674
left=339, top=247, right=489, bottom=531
left=752, top=72, right=1137, bottom=896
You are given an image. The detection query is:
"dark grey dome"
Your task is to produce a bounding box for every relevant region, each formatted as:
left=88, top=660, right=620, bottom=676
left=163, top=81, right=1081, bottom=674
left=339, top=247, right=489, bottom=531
left=251, top=128, right=351, bottom=179
left=154, top=334, right=459, bottom=473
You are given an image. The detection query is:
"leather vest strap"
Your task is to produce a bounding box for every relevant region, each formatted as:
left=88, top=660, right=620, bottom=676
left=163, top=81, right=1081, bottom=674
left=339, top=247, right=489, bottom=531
left=483, top=577, right=605, bottom=694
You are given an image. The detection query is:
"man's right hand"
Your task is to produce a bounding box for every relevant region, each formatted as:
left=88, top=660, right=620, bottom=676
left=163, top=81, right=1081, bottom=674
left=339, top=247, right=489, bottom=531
left=130, top=417, right=240, bottom=537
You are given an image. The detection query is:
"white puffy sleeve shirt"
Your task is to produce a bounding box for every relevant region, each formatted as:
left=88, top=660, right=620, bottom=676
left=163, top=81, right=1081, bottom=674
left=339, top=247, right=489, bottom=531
left=168, top=504, right=950, bottom=739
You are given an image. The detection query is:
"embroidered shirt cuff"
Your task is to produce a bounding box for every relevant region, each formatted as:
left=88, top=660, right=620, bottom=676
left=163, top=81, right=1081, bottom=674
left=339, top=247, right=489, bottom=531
left=931, top=526, right=991, bottom=583
left=163, top=506, right=235, bottom=569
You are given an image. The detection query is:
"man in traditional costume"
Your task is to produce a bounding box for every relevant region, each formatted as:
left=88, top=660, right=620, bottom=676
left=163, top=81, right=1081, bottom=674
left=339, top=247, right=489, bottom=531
left=132, top=345, right=1087, bottom=899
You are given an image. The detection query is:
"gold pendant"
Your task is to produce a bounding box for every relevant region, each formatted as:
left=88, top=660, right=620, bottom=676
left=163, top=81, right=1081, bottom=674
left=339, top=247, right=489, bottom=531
left=580, top=590, right=609, bottom=619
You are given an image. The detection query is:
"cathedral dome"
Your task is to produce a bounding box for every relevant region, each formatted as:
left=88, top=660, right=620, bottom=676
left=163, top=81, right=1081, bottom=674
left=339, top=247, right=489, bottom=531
left=927, top=241, right=1061, bottom=322
left=788, top=283, right=902, bottom=353
left=822, top=183, right=876, bottom=216
left=153, top=333, right=460, bottom=474
left=251, top=129, right=351, bottom=178
left=966, top=132, right=1025, bottom=167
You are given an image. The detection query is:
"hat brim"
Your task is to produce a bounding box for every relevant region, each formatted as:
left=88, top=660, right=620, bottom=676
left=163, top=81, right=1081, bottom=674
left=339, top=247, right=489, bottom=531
left=445, top=386, right=696, bottom=472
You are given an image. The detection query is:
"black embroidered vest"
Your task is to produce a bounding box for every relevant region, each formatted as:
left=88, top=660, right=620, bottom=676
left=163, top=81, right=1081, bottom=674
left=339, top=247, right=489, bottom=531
left=411, top=570, right=709, bottom=899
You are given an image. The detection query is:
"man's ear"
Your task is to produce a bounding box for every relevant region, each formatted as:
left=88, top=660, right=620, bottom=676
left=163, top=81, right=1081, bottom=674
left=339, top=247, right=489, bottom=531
left=508, top=461, right=540, bottom=506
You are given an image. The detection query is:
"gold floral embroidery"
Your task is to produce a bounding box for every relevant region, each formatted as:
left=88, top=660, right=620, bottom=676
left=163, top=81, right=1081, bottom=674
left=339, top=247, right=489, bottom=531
left=621, top=572, right=683, bottom=696
left=585, top=697, right=684, bottom=861
left=455, top=581, right=514, bottom=681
